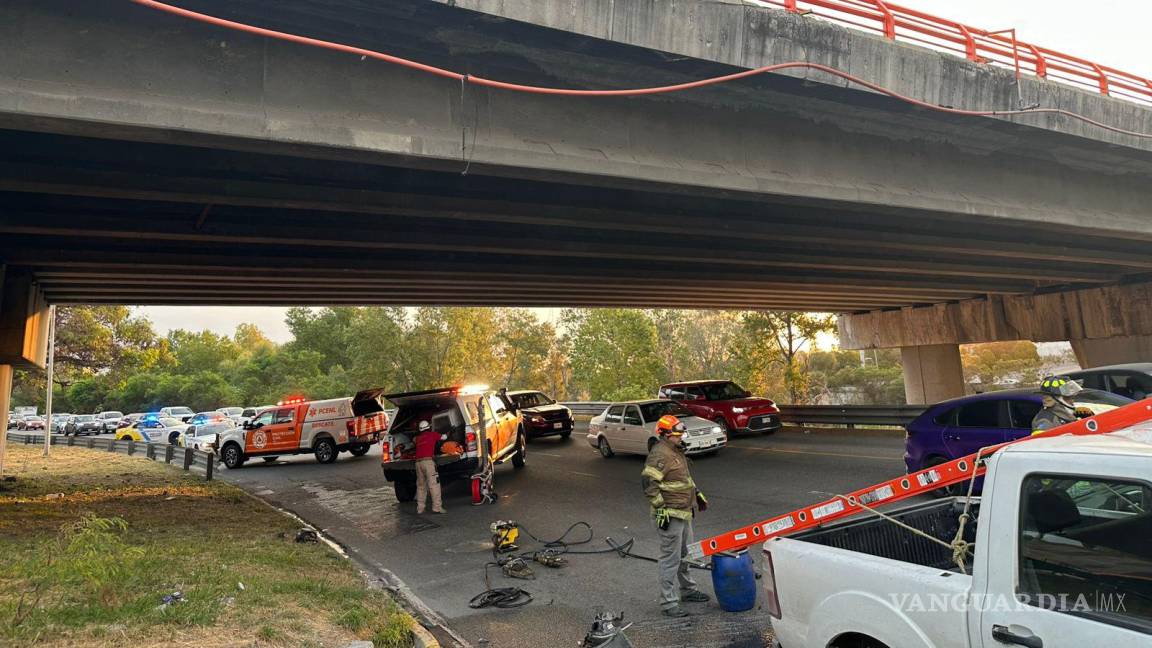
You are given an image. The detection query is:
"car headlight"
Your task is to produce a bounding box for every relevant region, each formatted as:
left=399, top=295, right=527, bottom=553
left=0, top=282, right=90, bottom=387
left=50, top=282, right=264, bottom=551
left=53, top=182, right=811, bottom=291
left=711, top=426, right=723, bottom=434
left=731, top=407, right=745, bottom=414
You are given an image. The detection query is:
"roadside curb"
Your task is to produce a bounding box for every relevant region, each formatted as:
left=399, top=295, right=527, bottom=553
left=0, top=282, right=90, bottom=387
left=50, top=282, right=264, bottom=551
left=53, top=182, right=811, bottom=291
left=410, top=618, right=440, bottom=648
left=231, top=487, right=460, bottom=648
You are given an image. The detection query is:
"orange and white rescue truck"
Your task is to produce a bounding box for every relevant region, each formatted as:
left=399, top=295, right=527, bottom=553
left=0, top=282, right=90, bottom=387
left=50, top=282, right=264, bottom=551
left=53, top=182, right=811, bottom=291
left=216, top=396, right=387, bottom=469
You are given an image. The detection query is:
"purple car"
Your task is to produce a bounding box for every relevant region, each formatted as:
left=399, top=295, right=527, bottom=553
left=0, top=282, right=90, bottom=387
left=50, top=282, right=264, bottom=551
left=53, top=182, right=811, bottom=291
left=904, top=387, right=1133, bottom=495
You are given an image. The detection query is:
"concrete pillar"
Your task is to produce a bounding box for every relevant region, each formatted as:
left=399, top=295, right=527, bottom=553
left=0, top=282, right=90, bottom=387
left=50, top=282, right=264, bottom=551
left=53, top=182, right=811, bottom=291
left=901, top=344, right=966, bottom=405
left=1070, top=335, right=1152, bottom=368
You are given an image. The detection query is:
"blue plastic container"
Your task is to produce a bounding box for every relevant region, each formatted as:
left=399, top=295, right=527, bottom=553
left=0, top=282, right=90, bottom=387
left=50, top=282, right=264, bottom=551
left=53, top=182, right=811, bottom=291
left=710, top=549, right=757, bottom=612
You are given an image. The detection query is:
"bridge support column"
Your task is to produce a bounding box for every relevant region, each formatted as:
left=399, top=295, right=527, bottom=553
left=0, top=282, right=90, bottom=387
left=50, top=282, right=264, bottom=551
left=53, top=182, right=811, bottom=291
left=900, top=344, right=965, bottom=405
left=1070, top=335, right=1152, bottom=368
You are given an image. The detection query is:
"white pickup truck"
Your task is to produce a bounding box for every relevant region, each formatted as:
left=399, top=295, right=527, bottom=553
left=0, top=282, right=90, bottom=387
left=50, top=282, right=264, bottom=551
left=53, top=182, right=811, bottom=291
left=765, top=426, right=1152, bottom=648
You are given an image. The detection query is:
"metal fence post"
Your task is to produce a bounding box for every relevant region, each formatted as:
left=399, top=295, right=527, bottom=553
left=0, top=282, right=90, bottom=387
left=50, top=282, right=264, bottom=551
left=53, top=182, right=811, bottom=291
left=146, top=444, right=156, bottom=461
left=165, top=445, right=174, bottom=464
left=127, top=440, right=135, bottom=456
left=87, top=437, right=95, bottom=449
left=183, top=448, right=193, bottom=471
left=205, top=454, right=214, bottom=481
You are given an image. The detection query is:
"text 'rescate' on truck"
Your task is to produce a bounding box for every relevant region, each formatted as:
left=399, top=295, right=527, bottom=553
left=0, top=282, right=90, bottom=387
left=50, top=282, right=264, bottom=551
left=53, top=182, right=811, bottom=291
left=215, top=396, right=386, bottom=469
left=352, top=385, right=526, bottom=504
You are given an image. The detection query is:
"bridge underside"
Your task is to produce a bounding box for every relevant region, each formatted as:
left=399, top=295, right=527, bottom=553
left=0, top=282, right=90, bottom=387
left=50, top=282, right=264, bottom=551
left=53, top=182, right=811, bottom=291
left=3, top=0, right=1152, bottom=310
left=3, top=127, right=1151, bottom=310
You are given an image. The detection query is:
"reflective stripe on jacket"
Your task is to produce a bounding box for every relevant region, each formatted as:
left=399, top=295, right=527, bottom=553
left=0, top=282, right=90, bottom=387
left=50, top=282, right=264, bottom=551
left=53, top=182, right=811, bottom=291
left=642, top=438, right=696, bottom=520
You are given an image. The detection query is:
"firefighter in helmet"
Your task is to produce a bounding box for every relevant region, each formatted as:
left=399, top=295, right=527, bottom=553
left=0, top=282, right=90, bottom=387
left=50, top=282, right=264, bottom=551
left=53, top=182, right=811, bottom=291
left=1032, top=375, right=1092, bottom=434
left=641, top=414, right=711, bottom=617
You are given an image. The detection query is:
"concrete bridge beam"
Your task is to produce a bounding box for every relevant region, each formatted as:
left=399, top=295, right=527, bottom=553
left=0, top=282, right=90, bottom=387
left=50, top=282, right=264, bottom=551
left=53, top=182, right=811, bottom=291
left=1070, top=335, right=1152, bottom=367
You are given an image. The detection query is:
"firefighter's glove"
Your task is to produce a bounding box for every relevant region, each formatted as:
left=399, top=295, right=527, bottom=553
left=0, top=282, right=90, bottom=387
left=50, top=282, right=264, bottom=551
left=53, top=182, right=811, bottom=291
left=695, top=492, right=708, bottom=513
left=1074, top=406, right=1094, bottom=419
left=654, top=508, right=671, bottom=531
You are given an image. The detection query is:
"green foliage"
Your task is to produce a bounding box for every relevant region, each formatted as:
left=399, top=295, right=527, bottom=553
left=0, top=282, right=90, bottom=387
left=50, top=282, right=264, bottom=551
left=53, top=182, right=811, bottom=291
left=12, top=305, right=915, bottom=413
left=962, top=341, right=1043, bottom=390
left=563, top=309, right=665, bottom=400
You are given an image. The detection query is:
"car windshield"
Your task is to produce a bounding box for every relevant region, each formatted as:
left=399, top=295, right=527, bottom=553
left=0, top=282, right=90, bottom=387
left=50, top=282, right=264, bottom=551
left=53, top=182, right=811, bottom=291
left=76, top=415, right=95, bottom=422
left=699, top=382, right=751, bottom=401
left=511, top=392, right=553, bottom=408
left=167, top=407, right=193, bottom=416
left=639, top=401, right=694, bottom=422
left=1072, top=389, right=1133, bottom=413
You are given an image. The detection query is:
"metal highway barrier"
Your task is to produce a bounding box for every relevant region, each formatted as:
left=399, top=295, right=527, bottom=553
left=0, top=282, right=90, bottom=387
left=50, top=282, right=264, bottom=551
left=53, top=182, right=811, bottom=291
left=560, top=403, right=922, bottom=428
left=8, top=432, right=216, bottom=480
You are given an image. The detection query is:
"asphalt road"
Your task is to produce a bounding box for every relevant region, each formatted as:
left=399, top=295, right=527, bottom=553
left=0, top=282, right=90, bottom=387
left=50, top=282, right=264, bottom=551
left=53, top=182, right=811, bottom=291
left=212, top=426, right=909, bottom=648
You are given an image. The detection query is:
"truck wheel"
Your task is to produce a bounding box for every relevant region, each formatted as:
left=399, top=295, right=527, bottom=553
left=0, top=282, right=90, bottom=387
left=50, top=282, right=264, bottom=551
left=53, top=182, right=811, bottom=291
left=597, top=436, right=614, bottom=458
left=394, top=479, right=417, bottom=502
left=221, top=443, right=245, bottom=469
left=511, top=431, right=526, bottom=469
left=348, top=443, right=370, bottom=457
left=314, top=438, right=338, bottom=464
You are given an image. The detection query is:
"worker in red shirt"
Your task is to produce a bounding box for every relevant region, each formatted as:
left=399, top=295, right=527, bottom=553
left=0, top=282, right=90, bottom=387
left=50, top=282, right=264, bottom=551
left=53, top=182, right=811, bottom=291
left=413, top=420, right=444, bottom=514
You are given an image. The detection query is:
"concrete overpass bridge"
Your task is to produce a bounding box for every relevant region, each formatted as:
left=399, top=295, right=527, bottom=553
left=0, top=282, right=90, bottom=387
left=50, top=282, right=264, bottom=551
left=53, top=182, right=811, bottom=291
left=3, top=0, right=1152, bottom=404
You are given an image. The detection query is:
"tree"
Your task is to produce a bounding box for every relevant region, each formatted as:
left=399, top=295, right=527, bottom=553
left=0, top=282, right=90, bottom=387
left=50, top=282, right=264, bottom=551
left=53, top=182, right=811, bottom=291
left=496, top=309, right=555, bottom=389
left=52, top=306, right=169, bottom=388
left=961, top=341, right=1043, bottom=391
left=168, top=330, right=240, bottom=375
left=563, top=309, right=664, bottom=401
left=738, top=312, right=836, bottom=404
left=284, top=307, right=357, bottom=372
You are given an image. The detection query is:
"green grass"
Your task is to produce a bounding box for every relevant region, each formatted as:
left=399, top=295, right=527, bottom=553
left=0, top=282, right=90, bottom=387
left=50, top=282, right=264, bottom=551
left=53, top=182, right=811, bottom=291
left=0, top=445, right=415, bottom=648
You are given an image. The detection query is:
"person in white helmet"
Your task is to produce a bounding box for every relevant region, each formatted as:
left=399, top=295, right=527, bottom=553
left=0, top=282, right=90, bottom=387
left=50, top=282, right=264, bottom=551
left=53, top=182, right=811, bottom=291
left=413, top=420, right=444, bottom=514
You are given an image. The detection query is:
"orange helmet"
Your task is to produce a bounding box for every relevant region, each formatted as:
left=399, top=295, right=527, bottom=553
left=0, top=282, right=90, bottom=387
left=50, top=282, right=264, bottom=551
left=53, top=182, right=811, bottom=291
left=656, top=415, right=687, bottom=437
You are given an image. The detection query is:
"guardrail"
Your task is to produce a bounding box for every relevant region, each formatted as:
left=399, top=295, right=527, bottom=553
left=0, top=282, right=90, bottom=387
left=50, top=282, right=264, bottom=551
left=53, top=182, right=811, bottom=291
left=757, top=0, right=1152, bottom=105
left=560, top=402, right=921, bottom=428
left=7, top=432, right=215, bottom=480
left=778, top=404, right=922, bottom=428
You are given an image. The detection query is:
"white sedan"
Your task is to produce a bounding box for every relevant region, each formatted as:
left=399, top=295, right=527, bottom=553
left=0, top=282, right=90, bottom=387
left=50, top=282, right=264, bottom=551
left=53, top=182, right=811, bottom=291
left=587, top=399, right=726, bottom=458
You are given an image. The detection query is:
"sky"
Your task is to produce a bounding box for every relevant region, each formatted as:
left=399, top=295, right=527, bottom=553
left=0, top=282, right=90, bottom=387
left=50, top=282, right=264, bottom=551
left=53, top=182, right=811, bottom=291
left=136, top=1, right=1148, bottom=342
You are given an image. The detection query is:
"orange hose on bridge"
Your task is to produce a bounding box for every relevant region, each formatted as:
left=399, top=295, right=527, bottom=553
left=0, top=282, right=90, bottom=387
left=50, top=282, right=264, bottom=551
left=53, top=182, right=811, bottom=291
left=129, top=0, right=1152, bottom=139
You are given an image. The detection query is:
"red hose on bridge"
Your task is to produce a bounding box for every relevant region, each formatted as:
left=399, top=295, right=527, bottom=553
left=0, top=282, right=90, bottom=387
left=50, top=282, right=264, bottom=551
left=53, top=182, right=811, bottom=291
left=129, top=0, right=1152, bottom=139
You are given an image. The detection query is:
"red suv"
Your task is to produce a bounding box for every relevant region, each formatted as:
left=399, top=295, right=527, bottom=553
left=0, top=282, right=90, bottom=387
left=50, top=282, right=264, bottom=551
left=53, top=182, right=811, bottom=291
left=658, top=380, right=781, bottom=435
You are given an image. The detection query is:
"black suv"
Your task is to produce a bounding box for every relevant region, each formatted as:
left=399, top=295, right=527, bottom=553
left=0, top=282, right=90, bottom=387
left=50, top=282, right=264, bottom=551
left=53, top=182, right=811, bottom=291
left=506, top=390, right=573, bottom=440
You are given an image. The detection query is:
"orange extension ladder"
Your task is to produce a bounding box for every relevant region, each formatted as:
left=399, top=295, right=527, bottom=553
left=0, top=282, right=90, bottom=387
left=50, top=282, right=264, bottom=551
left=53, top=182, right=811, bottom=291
left=687, top=398, right=1152, bottom=560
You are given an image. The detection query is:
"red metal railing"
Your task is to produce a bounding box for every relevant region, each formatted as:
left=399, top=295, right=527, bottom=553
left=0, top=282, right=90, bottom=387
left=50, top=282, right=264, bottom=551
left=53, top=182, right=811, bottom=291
left=769, top=0, right=1152, bottom=105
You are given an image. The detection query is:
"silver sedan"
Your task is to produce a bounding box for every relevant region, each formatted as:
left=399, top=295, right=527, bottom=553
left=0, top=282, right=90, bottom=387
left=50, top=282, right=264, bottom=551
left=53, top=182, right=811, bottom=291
left=587, top=399, right=726, bottom=458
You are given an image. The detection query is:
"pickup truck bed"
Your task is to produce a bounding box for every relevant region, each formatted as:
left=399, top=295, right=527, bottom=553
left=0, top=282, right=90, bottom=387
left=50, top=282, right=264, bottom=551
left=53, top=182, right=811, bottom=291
left=791, top=498, right=979, bottom=572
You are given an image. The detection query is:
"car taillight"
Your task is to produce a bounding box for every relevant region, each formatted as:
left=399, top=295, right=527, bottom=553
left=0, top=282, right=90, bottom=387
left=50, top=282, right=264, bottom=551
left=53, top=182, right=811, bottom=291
left=763, top=547, right=782, bottom=619
left=380, top=441, right=391, bottom=460
left=346, top=420, right=356, bottom=434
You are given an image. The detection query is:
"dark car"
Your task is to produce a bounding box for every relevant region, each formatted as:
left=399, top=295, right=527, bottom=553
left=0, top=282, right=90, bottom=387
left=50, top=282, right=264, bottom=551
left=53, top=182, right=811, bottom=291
left=658, top=379, right=781, bottom=434
left=18, top=415, right=45, bottom=431
left=904, top=388, right=1133, bottom=494
left=1065, top=363, right=1152, bottom=401
left=65, top=414, right=103, bottom=436
left=506, top=390, right=573, bottom=440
